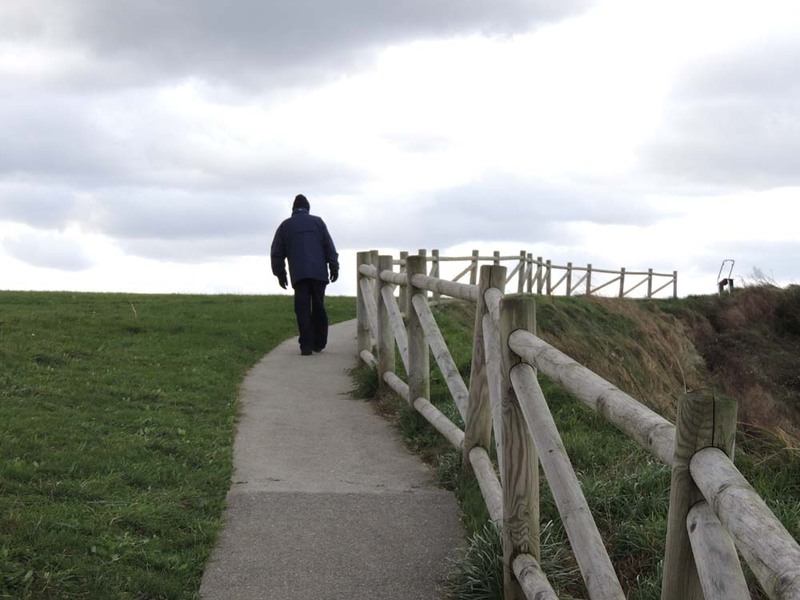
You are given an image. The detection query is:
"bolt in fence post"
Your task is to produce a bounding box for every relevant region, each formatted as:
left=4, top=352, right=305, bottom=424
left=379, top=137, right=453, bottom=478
left=499, top=294, right=539, bottom=600
left=406, top=255, right=429, bottom=406
left=469, top=249, right=480, bottom=285
left=661, top=393, right=738, bottom=600
left=398, top=251, right=409, bottom=315
left=377, top=255, right=396, bottom=389
left=619, top=267, right=626, bottom=297
left=356, top=251, right=372, bottom=357
left=463, top=265, right=507, bottom=474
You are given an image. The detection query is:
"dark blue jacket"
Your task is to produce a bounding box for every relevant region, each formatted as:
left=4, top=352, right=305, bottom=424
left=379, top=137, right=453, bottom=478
left=271, top=208, right=339, bottom=286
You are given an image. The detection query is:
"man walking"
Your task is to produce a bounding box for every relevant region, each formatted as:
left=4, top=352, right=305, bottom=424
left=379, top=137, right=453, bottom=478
left=271, top=194, right=339, bottom=355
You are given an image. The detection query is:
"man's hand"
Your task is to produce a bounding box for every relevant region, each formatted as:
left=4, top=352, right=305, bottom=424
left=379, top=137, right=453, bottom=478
left=278, top=275, right=288, bottom=289
left=329, top=268, right=338, bottom=283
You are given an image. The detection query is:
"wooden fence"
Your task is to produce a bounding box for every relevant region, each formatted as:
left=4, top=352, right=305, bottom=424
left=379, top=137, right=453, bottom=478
left=396, top=249, right=678, bottom=300
left=356, top=249, right=800, bottom=600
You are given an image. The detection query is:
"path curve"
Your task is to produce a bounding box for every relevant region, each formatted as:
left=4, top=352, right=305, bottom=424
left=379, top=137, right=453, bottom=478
left=200, top=319, right=463, bottom=599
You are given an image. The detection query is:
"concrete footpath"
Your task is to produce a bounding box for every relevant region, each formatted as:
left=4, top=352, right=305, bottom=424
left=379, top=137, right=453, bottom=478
left=199, top=319, right=463, bottom=600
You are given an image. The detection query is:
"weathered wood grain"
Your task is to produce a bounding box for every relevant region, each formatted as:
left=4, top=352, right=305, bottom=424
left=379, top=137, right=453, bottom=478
left=468, top=446, right=503, bottom=526
left=356, top=251, right=374, bottom=355
left=512, top=554, right=559, bottom=600
left=662, top=393, right=737, bottom=600
left=376, top=255, right=396, bottom=386
left=508, top=330, right=676, bottom=466
left=687, top=501, right=749, bottom=600
left=463, top=266, right=506, bottom=473
left=691, top=447, right=800, bottom=600
left=411, top=294, right=469, bottom=420
left=380, top=285, right=409, bottom=374
left=408, top=272, right=478, bottom=302
left=511, top=363, right=625, bottom=600
left=406, top=255, right=429, bottom=407
left=499, top=295, right=539, bottom=600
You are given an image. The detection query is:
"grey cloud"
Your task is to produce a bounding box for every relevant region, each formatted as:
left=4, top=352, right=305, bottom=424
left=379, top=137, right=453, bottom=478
left=0, top=94, right=128, bottom=183
left=642, top=36, right=800, bottom=189
left=0, top=85, right=366, bottom=191
left=3, top=231, right=94, bottom=271
left=0, top=184, right=82, bottom=229
left=5, top=0, right=589, bottom=90
left=117, top=236, right=268, bottom=263
left=89, top=194, right=274, bottom=241
left=330, top=176, right=662, bottom=251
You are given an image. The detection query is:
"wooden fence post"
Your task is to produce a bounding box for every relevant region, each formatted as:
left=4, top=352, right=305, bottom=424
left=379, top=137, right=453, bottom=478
left=406, top=255, right=429, bottom=406
left=545, top=260, right=552, bottom=296
left=367, top=249, right=379, bottom=305
left=586, top=263, right=592, bottom=296
left=499, top=294, right=539, bottom=600
left=536, top=257, right=544, bottom=295
left=431, top=249, right=441, bottom=302
left=647, top=268, right=653, bottom=299
left=526, top=253, right=534, bottom=293
left=673, top=270, right=678, bottom=299
left=517, top=251, right=526, bottom=293
left=661, top=393, right=738, bottom=600
left=399, top=251, right=409, bottom=314
left=463, top=265, right=507, bottom=474
left=566, top=262, right=573, bottom=296
left=493, top=250, right=501, bottom=266
left=356, top=251, right=372, bottom=356
left=417, top=249, right=428, bottom=300
left=469, top=249, right=480, bottom=285
left=377, top=255, right=396, bottom=388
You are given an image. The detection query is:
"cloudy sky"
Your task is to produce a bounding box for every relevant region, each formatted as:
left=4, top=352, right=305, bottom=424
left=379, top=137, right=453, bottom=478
left=1, top=0, right=798, bottom=298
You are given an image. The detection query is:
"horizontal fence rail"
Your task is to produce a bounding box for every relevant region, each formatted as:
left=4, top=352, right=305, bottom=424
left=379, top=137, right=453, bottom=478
left=355, top=249, right=799, bottom=600
left=393, top=249, right=678, bottom=299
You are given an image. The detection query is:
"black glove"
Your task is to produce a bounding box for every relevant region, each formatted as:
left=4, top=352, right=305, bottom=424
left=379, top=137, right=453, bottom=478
left=278, top=275, right=288, bottom=289
left=329, top=268, right=338, bottom=283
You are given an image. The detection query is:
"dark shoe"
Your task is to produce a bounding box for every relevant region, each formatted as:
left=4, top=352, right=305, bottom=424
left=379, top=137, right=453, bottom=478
left=301, top=349, right=313, bottom=356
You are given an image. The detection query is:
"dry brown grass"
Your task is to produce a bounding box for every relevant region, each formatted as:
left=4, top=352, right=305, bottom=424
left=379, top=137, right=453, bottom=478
left=660, top=285, right=800, bottom=444
left=536, top=296, right=706, bottom=421
left=535, top=288, right=800, bottom=445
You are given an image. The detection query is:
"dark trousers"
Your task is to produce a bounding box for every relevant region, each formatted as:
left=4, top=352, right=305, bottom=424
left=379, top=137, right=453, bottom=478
left=293, top=279, right=328, bottom=352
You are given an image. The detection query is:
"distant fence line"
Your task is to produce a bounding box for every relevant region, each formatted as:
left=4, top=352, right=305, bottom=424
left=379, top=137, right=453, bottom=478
left=355, top=249, right=800, bottom=600
left=393, top=249, right=678, bottom=300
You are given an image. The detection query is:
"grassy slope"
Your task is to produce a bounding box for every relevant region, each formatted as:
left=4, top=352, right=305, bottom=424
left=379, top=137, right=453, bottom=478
left=656, top=284, right=800, bottom=439
left=361, top=291, right=800, bottom=600
left=0, top=292, right=355, bottom=600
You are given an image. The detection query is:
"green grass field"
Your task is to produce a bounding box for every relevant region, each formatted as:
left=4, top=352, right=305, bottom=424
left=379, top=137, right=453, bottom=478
left=0, top=291, right=356, bottom=599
